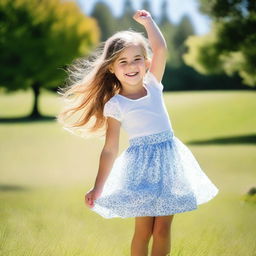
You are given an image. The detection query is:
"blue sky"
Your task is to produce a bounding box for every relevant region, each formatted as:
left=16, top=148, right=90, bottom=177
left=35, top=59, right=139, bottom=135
left=77, top=0, right=212, bottom=35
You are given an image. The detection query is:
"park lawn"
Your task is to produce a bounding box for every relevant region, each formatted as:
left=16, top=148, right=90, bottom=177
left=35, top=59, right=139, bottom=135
left=0, top=89, right=255, bottom=256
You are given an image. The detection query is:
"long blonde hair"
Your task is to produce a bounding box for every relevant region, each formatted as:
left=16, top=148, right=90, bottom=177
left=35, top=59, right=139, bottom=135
left=56, top=30, right=152, bottom=139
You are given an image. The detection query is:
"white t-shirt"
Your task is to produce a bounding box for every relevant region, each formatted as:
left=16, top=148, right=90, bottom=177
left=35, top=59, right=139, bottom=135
left=103, top=71, right=174, bottom=139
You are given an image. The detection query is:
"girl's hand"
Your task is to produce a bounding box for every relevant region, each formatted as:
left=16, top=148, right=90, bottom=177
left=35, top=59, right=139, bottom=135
left=85, top=187, right=103, bottom=208
left=133, top=10, right=152, bottom=26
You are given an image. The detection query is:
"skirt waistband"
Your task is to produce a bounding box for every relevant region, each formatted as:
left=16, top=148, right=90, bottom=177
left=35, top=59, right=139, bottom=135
left=129, top=129, right=174, bottom=146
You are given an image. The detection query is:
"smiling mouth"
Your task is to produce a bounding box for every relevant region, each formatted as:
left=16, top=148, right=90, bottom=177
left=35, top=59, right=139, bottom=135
left=125, top=72, right=139, bottom=77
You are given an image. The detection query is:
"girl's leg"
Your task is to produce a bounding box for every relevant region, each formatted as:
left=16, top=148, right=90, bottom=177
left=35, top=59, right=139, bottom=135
left=151, top=215, right=175, bottom=256
left=131, top=216, right=155, bottom=256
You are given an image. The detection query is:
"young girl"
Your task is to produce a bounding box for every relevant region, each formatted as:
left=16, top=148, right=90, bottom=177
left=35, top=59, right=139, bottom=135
left=57, top=10, right=219, bottom=256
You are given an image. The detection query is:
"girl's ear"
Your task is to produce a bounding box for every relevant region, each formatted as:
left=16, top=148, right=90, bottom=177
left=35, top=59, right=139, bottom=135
left=108, top=64, right=114, bottom=74
left=145, top=59, right=151, bottom=72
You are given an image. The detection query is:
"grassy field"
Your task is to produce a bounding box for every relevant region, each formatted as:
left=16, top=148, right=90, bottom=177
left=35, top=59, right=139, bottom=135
left=0, top=89, right=256, bottom=256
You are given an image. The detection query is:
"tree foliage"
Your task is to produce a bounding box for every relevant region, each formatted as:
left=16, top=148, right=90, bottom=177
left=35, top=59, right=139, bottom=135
left=0, top=0, right=99, bottom=117
left=171, top=15, right=195, bottom=67
left=91, top=2, right=116, bottom=41
left=91, top=0, right=146, bottom=41
left=183, top=0, right=256, bottom=87
left=88, top=0, right=244, bottom=90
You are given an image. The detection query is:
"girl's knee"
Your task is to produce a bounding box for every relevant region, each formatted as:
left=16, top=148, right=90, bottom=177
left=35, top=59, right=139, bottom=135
left=153, top=226, right=170, bottom=238
left=134, top=229, right=152, bottom=242
left=152, top=215, right=174, bottom=238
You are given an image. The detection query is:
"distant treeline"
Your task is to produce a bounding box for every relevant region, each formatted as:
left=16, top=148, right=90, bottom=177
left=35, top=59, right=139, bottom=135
left=87, top=0, right=253, bottom=91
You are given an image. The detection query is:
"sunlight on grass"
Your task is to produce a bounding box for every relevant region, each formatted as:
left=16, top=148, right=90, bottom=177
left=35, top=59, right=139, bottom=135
left=0, top=89, right=255, bottom=255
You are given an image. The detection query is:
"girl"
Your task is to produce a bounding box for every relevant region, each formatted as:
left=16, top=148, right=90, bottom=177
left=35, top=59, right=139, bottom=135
left=57, top=10, right=219, bottom=256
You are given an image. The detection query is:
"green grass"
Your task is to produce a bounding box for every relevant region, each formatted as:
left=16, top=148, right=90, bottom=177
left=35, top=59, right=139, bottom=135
left=0, top=89, right=256, bottom=256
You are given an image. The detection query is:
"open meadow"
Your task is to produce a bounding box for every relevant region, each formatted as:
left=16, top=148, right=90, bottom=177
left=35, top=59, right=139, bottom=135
left=0, top=89, right=255, bottom=256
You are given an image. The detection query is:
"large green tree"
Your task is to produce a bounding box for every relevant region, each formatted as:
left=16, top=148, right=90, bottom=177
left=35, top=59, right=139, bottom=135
left=183, top=0, right=256, bottom=87
left=0, top=0, right=99, bottom=118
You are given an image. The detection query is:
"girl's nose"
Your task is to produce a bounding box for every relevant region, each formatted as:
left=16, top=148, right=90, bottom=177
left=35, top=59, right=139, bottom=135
left=129, top=61, right=137, bottom=67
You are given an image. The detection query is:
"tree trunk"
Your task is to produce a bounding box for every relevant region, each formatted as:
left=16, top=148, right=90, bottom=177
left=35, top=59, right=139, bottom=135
left=29, top=81, right=41, bottom=118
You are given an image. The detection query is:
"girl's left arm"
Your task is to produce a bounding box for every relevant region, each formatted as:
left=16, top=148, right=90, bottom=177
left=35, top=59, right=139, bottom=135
left=133, top=10, right=167, bottom=82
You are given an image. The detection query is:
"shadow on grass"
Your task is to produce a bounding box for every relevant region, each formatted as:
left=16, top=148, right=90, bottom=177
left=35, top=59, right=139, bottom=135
left=0, top=184, right=31, bottom=192
left=187, top=133, right=256, bottom=145
left=0, top=115, right=56, bottom=123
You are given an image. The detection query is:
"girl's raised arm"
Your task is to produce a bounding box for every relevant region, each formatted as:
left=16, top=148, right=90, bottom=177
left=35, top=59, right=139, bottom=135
left=133, top=10, right=167, bottom=83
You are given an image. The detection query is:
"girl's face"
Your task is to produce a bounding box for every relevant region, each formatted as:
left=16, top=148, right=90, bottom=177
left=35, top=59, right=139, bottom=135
left=109, top=44, right=150, bottom=87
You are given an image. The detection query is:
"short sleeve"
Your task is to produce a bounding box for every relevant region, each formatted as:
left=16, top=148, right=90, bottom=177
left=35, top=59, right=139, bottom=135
left=145, top=71, right=164, bottom=91
left=103, top=99, right=122, bottom=122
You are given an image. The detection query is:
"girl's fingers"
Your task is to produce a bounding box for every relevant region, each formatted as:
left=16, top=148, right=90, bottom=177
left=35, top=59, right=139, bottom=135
left=85, top=194, right=95, bottom=207
left=133, top=10, right=151, bottom=23
left=88, top=198, right=94, bottom=208
left=134, top=10, right=142, bottom=18
left=85, top=190, right=98, bottom=208
left=138, top=10, right=149, bottom=16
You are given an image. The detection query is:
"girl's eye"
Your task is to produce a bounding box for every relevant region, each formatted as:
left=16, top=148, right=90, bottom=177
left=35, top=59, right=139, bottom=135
left=120, top=61, right=127, bottom=64
left=135, top=58, right=141, bottom=61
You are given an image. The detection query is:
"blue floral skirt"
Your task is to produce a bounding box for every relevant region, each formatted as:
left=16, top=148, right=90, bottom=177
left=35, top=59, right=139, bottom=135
left=91, top=129, right=219, bottom=219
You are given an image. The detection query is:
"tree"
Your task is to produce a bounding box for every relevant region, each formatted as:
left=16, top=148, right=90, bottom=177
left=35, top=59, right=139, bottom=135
left=0, top=0, right=99, bottom=118
left=90, top=0, right=146, bottom=41
left=172, top=15, right=195, bottom=67
left=158, top=0, right=176, bottom=64
left=117, top=0, right=144, bottom=33
left=183, top=0, right=256, bottom=87
left=91, top=1, right=116, bottom=41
